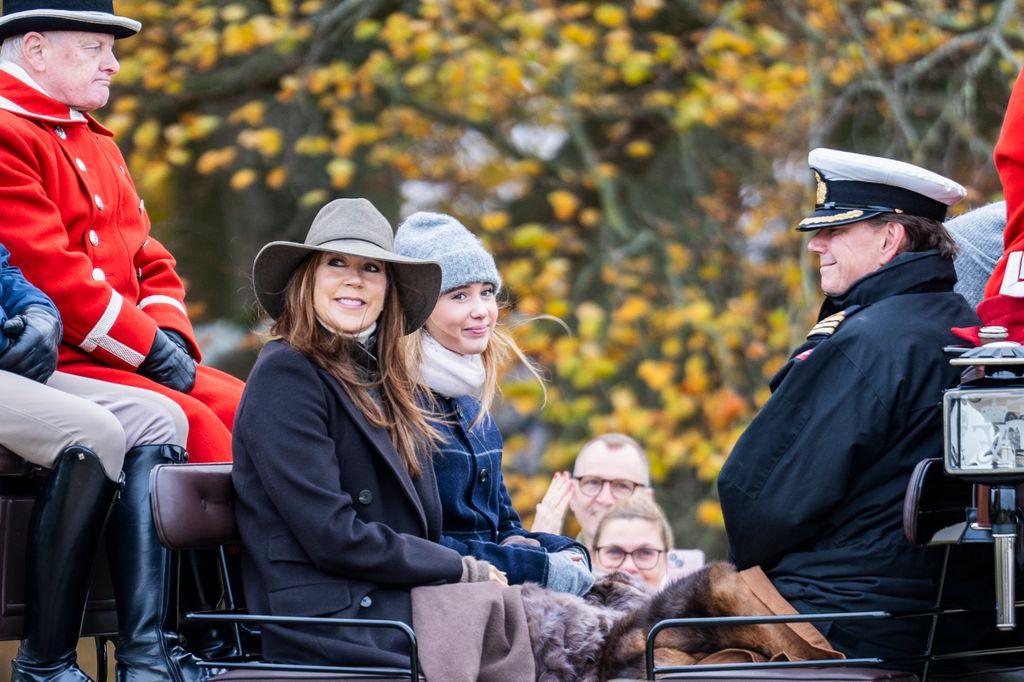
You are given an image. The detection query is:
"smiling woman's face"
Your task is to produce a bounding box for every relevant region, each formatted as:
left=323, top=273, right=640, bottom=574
left=424, top=281, right=498, bottom=355
left=312, top=252, right=387, bottom=334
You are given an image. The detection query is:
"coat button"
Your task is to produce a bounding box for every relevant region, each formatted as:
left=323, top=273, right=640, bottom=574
left=357, top=490, right=373, bottom=505
left=360, top=596, right=372, bottom=608
left=94, top=195, right=104, bottom=210
left=91, top=268, right=105, bottom=281
left=89, top=230, right=99, bottom=246
left=478, top=468, right=489, bottom=484
left=54, top=126, right=66, bottom=139
left=76, top=158, right=87, bottom=172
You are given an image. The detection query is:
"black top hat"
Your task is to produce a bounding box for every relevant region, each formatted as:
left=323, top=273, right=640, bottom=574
left=0, top=0, right=140, bottom=42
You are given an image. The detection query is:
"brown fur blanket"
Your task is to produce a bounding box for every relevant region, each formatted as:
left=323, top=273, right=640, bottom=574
left=520, top=562, right=842, bottom=681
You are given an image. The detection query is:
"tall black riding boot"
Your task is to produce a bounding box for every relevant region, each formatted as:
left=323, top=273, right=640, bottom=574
left=106, top=444, right=209, bottom=682
left=12, top=446, right=118, bottom=682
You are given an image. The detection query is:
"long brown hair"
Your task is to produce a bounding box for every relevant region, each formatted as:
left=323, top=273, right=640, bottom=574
left=271, top=252, right=438, bottom=477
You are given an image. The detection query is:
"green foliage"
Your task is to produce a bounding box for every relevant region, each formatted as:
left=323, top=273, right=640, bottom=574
left=110, top=0, right=1024, bottom=555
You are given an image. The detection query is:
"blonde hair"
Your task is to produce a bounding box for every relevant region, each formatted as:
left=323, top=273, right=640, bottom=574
left=592, top=495, right=674, bottom=553
left=271, top=252, right=438, bottom=477
left=412, top=306, right=546, bottom=428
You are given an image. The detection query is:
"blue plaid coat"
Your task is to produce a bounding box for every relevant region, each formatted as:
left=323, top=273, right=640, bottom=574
left=430, top=393, right=587, bottom=586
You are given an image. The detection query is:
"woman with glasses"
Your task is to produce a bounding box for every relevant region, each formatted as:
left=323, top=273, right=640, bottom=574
left=394, top=212, right=593, bottom=596
left=591, top=495, right=673, bottom=591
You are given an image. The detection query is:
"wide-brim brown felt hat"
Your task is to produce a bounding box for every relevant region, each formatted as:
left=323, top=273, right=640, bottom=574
left=253, top=198, right=442, bottom=335
left=0, top=0, right=141, bottom=41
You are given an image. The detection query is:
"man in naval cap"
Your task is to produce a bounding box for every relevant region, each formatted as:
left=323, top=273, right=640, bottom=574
left=718, top=148, right=979, bottom=664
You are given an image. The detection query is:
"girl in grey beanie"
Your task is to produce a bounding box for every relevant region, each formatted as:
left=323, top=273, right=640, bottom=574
left=395, top=211, right=595, bottom=597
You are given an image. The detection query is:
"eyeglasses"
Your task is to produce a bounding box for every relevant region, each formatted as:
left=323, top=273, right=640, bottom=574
left=572, top=475, right=646, bottom=499
left=594, top=545, right=665, bottom=570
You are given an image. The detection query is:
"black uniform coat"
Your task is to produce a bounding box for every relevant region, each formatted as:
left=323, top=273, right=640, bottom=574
left=232, top=340, right=464, bottom=667
left=718, top=251, right=979, bottom=661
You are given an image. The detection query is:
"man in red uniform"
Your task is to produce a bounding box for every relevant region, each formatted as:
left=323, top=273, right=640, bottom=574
left=0, top=0, right=242, bottom=464
left=0, top=2, right=242, bottom=679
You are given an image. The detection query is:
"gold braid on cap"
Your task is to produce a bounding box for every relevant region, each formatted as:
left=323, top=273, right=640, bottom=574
left=798, top=209, right=865, bottom=227
left=814, top=171, right=827, bottom=205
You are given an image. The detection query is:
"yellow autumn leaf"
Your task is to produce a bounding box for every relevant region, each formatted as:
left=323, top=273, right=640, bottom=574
left=228, top=101, right=266, bottom=126
left=625, top=140, right=654, bottom=158
left=327, top=158, right=356, bottom=188
left=265, top=167, right=287, bottom=189
left=682, top=355, right=708, bottom=394
left=697, top=501, right=725, bottom=528
left=547, top=190, right=579, bottom=221
left=230, top=168, right=257, bottom=190
left=354, top=19, right=381, bottom=41
left=402, top=64, right=433, bottom=88
left=294, top=136, right=332, bottom=155
left=594, top=4, right=627, bottom=27
left=132, top=120, right=161, bottom=150
left=223, top=23, right=257, bottom=55
left=238, top=128, right=283, bottom=157
left=220, top=3, right=249, bottom=22
left=196, top=147, right=237, bottom=175
left=638, top=360, right=675, bottom=391
left=632, top=0, right=663, bottom=21
left=480, top=212, right=510, bottom=232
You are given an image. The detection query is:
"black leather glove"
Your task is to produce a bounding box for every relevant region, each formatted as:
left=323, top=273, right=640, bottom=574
left=0, top=305, right=62, bottom=383
left=138, top=328, right=196, bottom=393
left=162, top=328, right=195, bottom=360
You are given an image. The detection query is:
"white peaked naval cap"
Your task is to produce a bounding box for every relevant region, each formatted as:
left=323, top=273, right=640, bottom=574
left=798, top=148, right=966, bottom=231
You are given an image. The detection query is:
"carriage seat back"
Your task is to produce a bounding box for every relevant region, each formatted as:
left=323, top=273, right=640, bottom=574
left=150, top=463, right=237, bottom=551
left=903, top=457, right=974, bottom=547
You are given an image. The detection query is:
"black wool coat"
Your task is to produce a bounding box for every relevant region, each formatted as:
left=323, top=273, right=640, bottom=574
left=718, top=251, right=979, bottom=662
left=232, top=340, right=464, bottom=668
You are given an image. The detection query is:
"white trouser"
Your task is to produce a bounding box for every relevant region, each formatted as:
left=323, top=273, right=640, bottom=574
left=0, top=370, right=188, bottom=481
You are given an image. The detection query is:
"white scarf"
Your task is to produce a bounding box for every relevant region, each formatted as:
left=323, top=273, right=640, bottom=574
left=419, top=332, right=485, bottom=398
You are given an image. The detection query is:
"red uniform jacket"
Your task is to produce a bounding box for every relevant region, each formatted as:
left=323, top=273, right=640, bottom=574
left=0, top=62, right=199, bottom=369
left=0, top=62, right=241, bottom=462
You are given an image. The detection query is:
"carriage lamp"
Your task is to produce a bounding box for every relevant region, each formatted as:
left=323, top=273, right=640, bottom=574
left=945, top=336, right=1024, bottom=480
left=943, top=387, right=1024, bottom=477
left=945, top=331, right=1024, bottom=630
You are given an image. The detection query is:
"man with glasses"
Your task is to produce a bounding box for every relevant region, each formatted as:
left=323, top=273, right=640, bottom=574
left=560, top=433, right=652, bottom=546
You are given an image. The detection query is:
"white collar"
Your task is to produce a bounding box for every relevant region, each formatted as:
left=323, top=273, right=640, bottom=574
left=0, top=61, right=88, bottom=121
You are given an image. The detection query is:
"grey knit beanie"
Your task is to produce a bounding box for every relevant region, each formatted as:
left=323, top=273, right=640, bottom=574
left=395, top=212, right=502, bottom=294
left=947, top=201, right=1006, bottom=309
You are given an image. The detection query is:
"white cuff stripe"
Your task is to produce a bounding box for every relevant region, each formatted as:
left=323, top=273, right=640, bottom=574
left=79, top=290, right=122, bottom=353
left=77, top=291, right=145, bottom=368
left=96, top=337, right=146, bottom=368
left=138, top=295, right=188, bottom=316
left=1000, top=252, right=1024, bottom=297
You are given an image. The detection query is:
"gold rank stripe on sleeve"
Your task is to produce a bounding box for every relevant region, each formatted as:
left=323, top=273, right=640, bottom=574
left=806, top=310, right=846, bottom=339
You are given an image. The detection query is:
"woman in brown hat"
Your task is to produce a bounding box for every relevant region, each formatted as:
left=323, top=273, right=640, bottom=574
left=232, top=198, right=504, bottom=668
